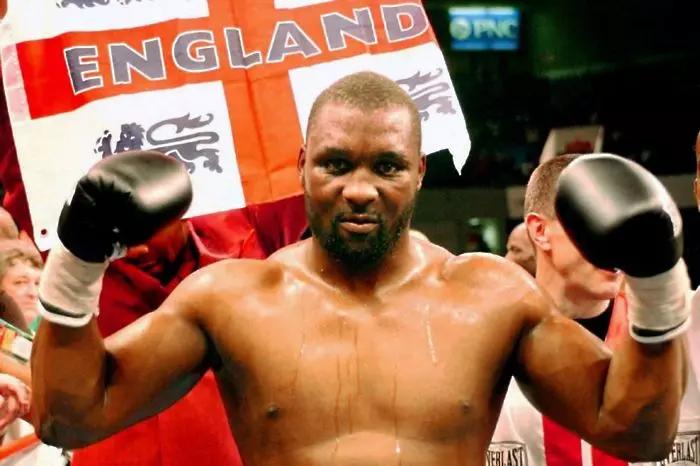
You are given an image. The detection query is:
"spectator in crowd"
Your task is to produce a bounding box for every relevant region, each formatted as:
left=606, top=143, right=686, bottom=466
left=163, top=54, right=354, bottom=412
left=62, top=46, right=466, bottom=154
left=0, top=206, right=33, bottom=327
left=0, top=240, right=41, bottom=331
left=0, top=235, right=32, bottom=415
left=504, top=222, right=535, bottom=276
left=0, top=222, right=63, bottom=466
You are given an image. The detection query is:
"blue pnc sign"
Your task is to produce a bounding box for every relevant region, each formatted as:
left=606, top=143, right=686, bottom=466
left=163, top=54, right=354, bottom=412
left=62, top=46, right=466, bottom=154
left=448, top=7, right=520, bottom=51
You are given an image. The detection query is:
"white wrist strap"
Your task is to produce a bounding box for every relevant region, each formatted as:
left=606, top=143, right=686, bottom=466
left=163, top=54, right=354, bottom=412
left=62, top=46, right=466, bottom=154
left=626, top=259, right=691, bottom=344
left=38, top=241, right=108, bottom=328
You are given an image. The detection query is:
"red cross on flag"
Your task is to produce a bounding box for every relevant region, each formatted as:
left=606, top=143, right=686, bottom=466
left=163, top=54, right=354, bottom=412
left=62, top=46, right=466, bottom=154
left=0, top=0, right=470, bottom=251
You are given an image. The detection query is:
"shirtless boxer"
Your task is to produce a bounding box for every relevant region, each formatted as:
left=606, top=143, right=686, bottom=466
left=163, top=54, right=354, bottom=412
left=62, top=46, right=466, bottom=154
left=31, top=72, right=689, bottom=465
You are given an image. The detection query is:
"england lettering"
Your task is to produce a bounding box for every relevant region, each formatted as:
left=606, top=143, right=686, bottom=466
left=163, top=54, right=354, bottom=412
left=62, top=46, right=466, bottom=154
left=64, top=3, right=429, bottom=94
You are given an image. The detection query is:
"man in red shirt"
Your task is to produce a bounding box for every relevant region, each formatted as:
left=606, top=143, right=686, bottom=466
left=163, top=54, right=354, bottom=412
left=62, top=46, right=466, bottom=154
left=73, top=204, right=306, bottom=466
left=0, top=29, right=308, bottom=463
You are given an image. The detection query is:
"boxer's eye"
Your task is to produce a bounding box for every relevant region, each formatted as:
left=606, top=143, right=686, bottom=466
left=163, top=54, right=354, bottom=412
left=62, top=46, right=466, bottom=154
left=323, top=158, right=351, bottom=175
left=375, top=160, right=405, bottom=177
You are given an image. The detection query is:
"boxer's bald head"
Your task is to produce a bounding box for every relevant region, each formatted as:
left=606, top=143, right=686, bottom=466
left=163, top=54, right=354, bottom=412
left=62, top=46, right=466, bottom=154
left=307, top=71, right=421, bottom=152
left=299, top=72, right=426, bottom=271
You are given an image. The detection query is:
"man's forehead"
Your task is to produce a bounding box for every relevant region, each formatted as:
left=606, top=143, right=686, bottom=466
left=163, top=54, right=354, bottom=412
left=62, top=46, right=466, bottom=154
left=308, top=103, right=415, bottom=148
left=7, top=259, right=39, bottom=272
left=308, top=103, right=363, bottom=138
left=314, top=101, right=412, bottom=123
left=510, top=233, right=529, bottom=247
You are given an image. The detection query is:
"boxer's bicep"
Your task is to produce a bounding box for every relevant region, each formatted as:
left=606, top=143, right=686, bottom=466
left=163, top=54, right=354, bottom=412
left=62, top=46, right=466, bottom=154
left=516, top=314, right=684, bottom=459
left=515, top=314, right=613, bottom=440
left=101, top=300, right=210, bottom=433
left=32, top=279, right=211, bottom=448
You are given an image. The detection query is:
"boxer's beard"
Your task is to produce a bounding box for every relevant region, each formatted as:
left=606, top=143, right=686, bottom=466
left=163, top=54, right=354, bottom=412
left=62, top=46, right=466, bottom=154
left=307, top=200, right=414, bottom=271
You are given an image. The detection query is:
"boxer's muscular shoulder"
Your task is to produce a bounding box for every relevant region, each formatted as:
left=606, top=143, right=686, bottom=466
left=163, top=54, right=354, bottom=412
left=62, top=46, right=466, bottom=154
left=167, top=258, right=287, bottom=317
left=200, top=258, right=284, bottom=292
left=441, top=252, right=547, bottom=313
left=442, top=252, right=537, bottom=290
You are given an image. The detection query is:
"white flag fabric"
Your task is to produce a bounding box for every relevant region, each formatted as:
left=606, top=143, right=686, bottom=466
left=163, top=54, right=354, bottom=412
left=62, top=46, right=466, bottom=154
left=0, top=0, right=470, bottom=250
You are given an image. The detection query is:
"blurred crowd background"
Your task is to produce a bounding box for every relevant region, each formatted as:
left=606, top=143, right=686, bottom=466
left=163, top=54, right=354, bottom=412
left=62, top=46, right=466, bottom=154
left=410, top=0, right=700, bottom=285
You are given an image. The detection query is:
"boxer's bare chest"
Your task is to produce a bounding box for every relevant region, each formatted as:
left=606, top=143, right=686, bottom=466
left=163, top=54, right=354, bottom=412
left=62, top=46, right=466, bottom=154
left=206, top=268, right=526, bottom=447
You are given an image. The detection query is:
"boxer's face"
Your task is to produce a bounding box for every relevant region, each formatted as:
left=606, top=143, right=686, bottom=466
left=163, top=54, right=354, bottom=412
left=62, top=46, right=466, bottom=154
left=548, top=219, right=623, bottom=299
left=300, top=102, right=425, bottom=269
left=1, top=259, right=40, bottom=323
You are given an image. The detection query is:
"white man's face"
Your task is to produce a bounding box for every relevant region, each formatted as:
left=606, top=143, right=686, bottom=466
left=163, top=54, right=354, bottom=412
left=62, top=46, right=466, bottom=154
left=505, top=224, right=536, bottom=276
left=547, top=219, right=623, bottom=300
left=1, top=260, right=40, bottom=324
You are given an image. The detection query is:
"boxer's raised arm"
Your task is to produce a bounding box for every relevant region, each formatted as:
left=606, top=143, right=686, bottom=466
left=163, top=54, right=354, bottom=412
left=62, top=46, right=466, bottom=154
left=31, top=273, right=212, bottom=449
left=515, top=294, right=685, bottom=462
left=515, top=154, right=690, bottom=461
left=29, top=151, right=196, bottom=448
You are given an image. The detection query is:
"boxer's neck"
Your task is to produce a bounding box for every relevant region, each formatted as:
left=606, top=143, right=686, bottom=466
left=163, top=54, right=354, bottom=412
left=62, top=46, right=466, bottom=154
left=308, top=232, right=420, bottom=295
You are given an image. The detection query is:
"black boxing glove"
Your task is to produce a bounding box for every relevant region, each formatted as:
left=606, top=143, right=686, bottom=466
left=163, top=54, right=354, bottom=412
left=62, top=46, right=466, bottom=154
left=39, top=150, right=192, bottom=327
left=555, top=154, right=690, bottom=343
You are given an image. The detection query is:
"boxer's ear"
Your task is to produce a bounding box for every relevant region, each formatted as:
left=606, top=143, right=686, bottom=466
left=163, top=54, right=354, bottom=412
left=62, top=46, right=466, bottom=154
left=416, top=153, right=426, bottom=190
left=525, top=212, right=551, bottom=252
left=297, top=146, right=306, bottom=187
